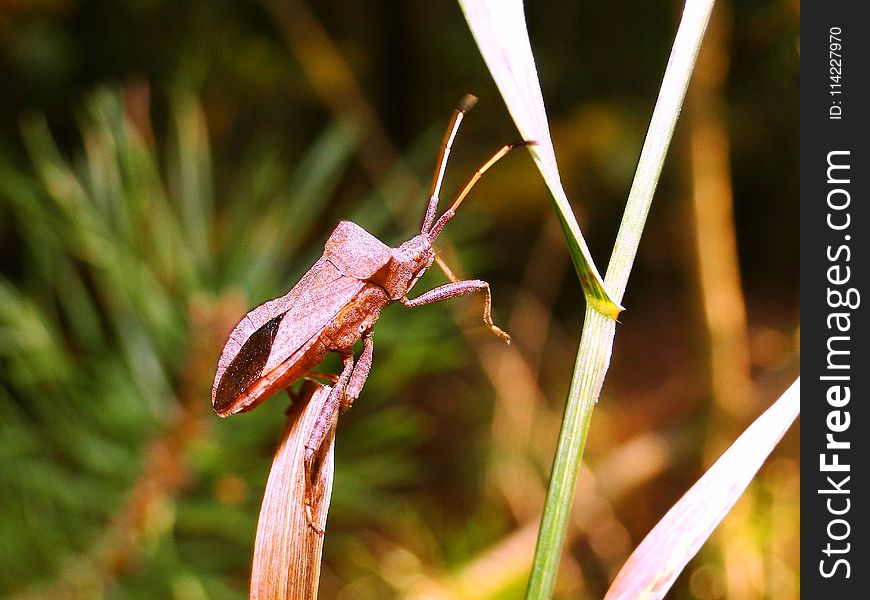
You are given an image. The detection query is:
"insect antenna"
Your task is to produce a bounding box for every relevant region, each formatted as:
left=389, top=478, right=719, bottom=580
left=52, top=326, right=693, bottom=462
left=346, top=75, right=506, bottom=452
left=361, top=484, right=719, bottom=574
left=428, top=140, right=536, bottom=240
left=422, top=94, right=478, bottom=233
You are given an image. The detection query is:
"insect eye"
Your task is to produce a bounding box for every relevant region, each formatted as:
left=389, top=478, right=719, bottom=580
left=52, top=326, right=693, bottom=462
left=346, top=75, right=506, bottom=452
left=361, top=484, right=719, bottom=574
left=411, top=251, right=422, bottom=262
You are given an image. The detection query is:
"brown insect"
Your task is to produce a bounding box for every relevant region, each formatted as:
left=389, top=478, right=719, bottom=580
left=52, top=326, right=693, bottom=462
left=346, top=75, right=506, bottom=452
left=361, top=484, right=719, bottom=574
left=212, top=94, right=532, bottom=469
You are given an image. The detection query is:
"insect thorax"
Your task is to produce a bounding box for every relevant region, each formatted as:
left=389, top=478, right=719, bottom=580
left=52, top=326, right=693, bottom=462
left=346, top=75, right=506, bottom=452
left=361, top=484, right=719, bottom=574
left=372, top=234, right=435, bottom=300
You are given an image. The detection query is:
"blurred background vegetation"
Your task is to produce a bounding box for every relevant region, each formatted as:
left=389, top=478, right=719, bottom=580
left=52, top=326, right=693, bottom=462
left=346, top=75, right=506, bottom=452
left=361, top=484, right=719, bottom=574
left=0, top=1, right=798, bottom=598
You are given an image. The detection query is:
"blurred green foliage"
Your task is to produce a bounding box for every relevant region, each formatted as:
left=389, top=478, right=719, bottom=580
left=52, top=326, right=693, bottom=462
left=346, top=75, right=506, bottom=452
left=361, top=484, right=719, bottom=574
left=1, top=1, right=799, bottom=598
left=0, top=85, right=474, bottom=597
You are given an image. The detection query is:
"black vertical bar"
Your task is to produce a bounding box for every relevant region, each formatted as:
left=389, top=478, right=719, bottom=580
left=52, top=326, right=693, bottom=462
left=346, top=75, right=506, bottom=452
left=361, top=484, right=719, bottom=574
left=801, top=2, right=868, bottom=596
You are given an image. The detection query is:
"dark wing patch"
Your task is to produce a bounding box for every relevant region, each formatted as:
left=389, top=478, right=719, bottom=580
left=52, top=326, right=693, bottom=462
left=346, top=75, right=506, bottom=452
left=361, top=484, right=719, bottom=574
left=211, top=257, right=367, bottom=413
left=213, top=313, right=284, bottom=414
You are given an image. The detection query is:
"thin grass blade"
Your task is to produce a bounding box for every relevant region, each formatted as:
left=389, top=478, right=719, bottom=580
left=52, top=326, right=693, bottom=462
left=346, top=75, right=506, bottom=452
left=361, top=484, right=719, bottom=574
left=459, top=1, right=718, bottom=597
left=458, top=0, right=621, bottom=319
left=604, top=378, right=800, bottom=600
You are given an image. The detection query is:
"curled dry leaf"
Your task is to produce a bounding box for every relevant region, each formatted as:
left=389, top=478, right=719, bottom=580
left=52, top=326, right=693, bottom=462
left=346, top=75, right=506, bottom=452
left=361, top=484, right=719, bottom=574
left=251, top=382, right=336, bottom=600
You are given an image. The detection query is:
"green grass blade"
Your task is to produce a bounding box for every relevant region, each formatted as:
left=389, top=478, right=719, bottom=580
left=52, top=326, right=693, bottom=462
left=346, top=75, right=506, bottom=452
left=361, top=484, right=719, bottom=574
left=604, top=0, right=715, bottom=299
left=459, top=0, right=621, bottom=319
left=529, top=1, right=716, bottom=596
left=459, top=0, right=716, bottom=597
left=168, top=89, right=215, bottom=285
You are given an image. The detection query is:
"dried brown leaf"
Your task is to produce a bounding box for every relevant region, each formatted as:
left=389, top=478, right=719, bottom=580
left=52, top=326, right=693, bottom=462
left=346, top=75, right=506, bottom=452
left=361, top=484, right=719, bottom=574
left=251, top=382, right=335, bottom=600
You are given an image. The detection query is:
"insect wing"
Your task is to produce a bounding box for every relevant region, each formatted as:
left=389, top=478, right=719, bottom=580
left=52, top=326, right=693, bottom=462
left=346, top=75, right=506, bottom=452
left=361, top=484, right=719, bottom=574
left=212, top=257, right=365, bottom=414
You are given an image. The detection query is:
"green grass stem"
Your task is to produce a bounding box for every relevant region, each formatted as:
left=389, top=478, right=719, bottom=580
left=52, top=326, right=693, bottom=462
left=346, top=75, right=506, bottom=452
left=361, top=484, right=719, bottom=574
left=524, top=1, right=716, bottom=597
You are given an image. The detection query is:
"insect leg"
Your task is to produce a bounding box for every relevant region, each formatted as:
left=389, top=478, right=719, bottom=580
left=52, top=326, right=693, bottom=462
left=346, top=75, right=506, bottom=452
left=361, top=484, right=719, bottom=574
left=302, top=354, right=354, bottom=533
left=291, top=382, right=334, bottom=535
left=303, top=418, right=335, bottom=536
left=304, top=354, right=354, bottom=466
left=400, top=280, right=511, bottom=344
left=305, top=371, right=341, bottom=384
left=344, top=333, right=374, bottom=412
